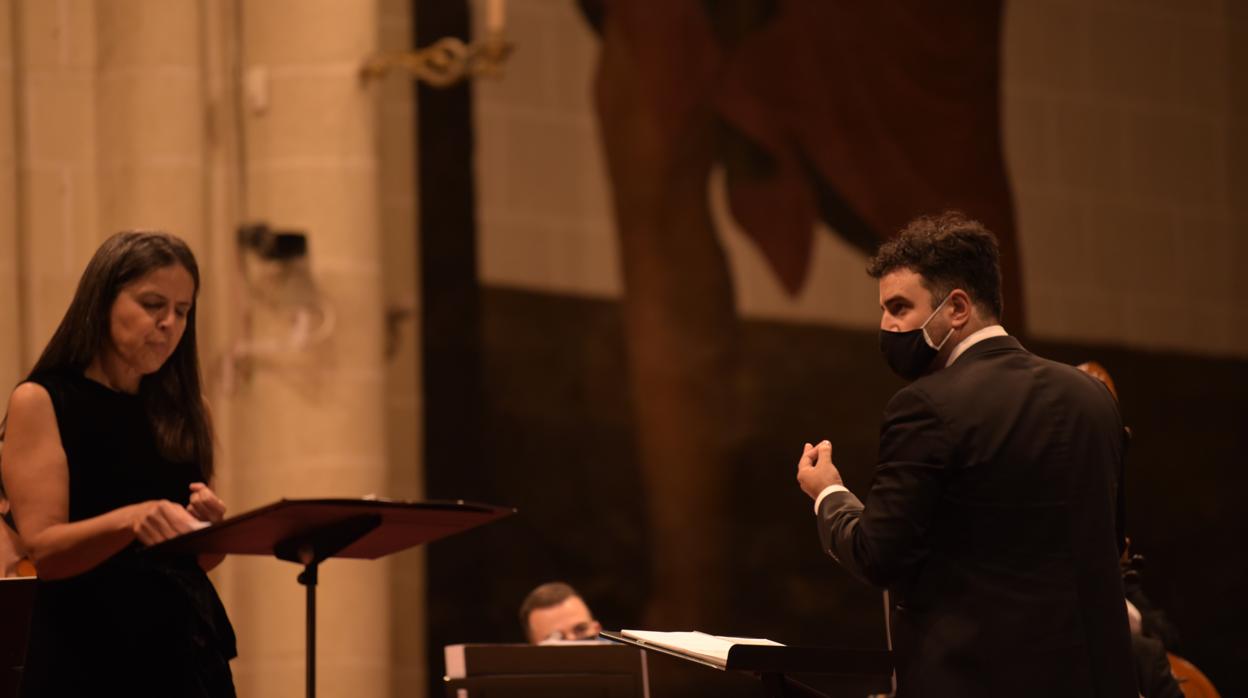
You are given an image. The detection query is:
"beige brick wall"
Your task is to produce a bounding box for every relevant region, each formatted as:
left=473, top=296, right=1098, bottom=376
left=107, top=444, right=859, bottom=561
left=222, top=1, right=393, bottom=696
left=95, top=0, right=206, bottom=248
left=472, top=0, right=619, bottom=297
left=472, top=0, right=1248, bottom=358
left=1005, top=0, right=1237, bottom=355
left=375, top=0, right=426, bottom=693
left=14, top=0, right=101, bottom=363
left=0, top=0, right=20, bottom=390
left=2, top=1, right=424, bottom=695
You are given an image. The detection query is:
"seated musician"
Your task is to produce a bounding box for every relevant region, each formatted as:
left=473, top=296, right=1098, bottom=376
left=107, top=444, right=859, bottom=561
left=519, top=581, right=602, bottom=644
left=1076, top=362, right=1185, bottom=698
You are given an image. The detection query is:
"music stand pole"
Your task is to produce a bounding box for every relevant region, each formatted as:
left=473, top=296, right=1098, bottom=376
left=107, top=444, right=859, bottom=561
left=275, top=514, right=383, bottom=698
left=303, top=563, right=317, bottom=698
left=149, top=498, right=515, bottom=698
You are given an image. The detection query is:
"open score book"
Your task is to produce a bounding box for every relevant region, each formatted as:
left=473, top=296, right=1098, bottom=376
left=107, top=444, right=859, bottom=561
left=620, top=630, right=783, bottom=668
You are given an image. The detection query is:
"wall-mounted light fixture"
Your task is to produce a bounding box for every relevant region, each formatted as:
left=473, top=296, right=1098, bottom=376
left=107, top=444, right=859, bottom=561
left=359, top=0, right=513, bottom=87
left=229, top=223, right=336, bottom=364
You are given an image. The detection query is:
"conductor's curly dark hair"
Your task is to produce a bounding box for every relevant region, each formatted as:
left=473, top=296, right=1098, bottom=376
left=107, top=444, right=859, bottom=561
left=867, top=211, right=1004, bottom=321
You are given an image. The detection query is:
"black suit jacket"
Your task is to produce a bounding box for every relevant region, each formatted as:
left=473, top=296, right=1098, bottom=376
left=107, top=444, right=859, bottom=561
left=818, top=336, right=1137, bottom=697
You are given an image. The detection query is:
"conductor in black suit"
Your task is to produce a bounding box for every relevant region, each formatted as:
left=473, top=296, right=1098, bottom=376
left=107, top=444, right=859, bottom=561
left=796, top=212, right=1137, bottom=697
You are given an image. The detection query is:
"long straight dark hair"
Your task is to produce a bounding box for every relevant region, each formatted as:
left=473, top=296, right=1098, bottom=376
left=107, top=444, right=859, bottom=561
left=3, top=231, right=214, bottom=480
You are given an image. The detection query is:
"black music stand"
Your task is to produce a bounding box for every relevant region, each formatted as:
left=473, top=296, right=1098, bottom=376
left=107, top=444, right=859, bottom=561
left=153, top=497, right=513, bottom=698
left=601, top=631, right=892, bottom=698
left=443, top=642, right=648, bottom=698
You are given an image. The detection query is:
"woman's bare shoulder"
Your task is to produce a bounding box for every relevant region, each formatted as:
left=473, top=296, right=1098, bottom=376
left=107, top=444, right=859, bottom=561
left=6, top=382, right=55, bottom=421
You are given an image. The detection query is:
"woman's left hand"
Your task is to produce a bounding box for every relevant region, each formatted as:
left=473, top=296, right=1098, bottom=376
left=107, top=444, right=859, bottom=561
left=186, top=482, right=227, bottom=524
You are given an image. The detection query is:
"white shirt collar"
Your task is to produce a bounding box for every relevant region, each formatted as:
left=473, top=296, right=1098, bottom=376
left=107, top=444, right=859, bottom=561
left=946, top=324, right=1008, bottom=367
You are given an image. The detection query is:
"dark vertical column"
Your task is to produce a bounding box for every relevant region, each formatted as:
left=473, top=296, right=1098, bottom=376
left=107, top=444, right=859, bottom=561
left=415, top=0, right=481, bottom=493
left=413, top=0, right=484, bottom=690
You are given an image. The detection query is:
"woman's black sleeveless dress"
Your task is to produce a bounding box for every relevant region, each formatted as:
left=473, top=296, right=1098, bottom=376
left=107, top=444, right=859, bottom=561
left=19, top=371, right=237, bottom=698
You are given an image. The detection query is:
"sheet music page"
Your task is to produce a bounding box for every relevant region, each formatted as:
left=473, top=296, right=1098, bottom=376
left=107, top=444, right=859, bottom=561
left=621, top=630, right=783, bottom=666
left=715, top=635, right=784, bottom=647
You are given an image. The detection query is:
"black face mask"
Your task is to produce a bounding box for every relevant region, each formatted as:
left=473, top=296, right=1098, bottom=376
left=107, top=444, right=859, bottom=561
left=879, top=296, right=955, bottom=381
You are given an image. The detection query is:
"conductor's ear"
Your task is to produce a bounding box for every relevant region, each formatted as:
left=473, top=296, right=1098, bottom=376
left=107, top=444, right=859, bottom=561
left=949, top=289, right=974, bottom=327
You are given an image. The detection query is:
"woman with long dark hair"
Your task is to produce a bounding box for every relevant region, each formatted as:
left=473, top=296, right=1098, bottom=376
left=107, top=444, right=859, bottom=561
left=0, top=231, right=236, bottom=697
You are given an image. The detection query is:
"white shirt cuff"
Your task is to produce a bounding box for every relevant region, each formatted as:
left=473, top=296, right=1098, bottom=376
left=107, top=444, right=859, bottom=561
left=814, top=484, right=850, bottom=514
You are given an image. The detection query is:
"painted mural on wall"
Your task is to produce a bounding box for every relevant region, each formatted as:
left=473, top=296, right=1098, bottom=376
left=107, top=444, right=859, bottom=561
left=425, top=2, right=1245, bottom=696
left=576, top=0, right=1018, bottom=627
